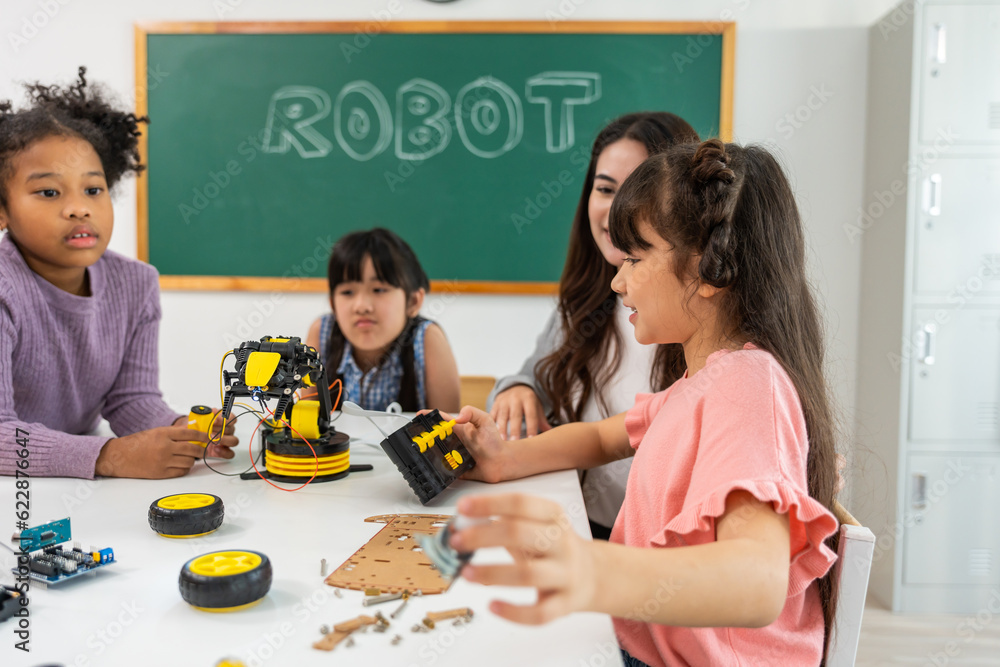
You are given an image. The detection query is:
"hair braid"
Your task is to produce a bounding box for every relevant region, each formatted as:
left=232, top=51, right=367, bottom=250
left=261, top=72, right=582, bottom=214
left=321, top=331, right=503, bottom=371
left=689, top=139, right=742, bottom=288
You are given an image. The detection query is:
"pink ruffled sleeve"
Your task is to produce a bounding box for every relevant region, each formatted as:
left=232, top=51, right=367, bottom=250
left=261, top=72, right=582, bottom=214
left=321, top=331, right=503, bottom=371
left=649, top=352, right=838, bottom=596
left=624, top=389, right=673, bottom=451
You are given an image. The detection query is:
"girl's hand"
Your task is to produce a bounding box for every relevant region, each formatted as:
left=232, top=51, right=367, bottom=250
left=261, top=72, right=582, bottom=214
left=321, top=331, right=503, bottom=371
left=171, top=409, right=239, bottom=458
left=451, top=493, right=597, bottom=625
left=206, top=408, right=239, bottom=458
left=96, top=427, right=212, bottom=478
left=490, top=385, right=552, bottom=440
left=450, top=407, right=513, bottom=483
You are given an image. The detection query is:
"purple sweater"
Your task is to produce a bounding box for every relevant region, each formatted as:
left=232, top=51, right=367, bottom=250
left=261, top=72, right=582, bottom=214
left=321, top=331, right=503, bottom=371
left=0, top=235, right=182, bottom=478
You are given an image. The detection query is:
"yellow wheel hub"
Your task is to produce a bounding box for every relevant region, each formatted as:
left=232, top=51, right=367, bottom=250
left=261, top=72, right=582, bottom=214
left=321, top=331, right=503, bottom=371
left=189, top=551, right=262, bottom=577
left=157, top=494, right=216, bottom=510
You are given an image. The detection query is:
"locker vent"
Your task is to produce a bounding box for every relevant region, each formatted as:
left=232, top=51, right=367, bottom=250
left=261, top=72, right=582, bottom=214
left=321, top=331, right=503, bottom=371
left=969, top=549, right=991, bottom=577
left=992, top=103, right=1000, bottom=129
left=977, top=402, right=999, bottom=430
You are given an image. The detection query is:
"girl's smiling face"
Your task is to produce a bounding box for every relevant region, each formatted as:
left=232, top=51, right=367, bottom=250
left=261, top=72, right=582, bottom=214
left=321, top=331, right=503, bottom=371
left=332, top=254, right=423, bottom=368
left=610, top=220, right=724, bottom=365
left=0, top=135, right=112, bottom=294
left=610, top=221, right=697, bottom=346
left=588, top=138, right=649, bottom=268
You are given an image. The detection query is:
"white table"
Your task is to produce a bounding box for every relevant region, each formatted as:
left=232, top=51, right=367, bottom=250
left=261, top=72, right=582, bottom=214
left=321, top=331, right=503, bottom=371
left=1, top=414, right=622, bottom=667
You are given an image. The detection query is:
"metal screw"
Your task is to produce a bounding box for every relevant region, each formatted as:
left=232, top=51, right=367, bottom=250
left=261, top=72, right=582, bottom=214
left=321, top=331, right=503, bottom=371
left=363, top=591, right=404, bottom=607
left=320, top=625, right=330, bottom=635
left=334, top=589, right=343, bottom=598
left=320, top=558, right=327, bottom=577
left=390, top=598, right=409, bottom=619
left=345, top=637, right=355, bottom=648
left=391, top=634, right=403, bottom=645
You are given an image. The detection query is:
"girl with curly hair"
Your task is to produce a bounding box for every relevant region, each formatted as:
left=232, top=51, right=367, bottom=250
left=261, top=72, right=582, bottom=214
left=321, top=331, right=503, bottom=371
left=0, top=68, right=237, bottom=479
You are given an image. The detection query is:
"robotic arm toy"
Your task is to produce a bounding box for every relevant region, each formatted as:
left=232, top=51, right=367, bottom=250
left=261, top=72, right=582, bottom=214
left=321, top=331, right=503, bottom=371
left=220, top=336, right=370, bottom=483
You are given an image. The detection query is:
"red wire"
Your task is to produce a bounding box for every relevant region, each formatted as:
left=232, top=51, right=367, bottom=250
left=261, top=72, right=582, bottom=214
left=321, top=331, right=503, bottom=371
left=217, top=376, right=344, bottom=492
left=330, top=378, right=343, bottom=411
left=249, top=401, right=319, bottom=492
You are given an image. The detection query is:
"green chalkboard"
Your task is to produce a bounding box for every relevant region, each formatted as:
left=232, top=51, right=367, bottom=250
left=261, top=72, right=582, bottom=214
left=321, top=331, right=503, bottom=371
left=137, top=22, right=733, bottom=292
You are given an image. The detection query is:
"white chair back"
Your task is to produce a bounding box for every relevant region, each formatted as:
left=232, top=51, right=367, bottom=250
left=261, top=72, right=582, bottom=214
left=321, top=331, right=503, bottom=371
left=827, top=503, right=876, bottom=667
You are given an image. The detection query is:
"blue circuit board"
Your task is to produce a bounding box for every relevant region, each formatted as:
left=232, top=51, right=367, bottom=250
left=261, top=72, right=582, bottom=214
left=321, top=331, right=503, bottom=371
left=11, top=518, right=115, bottom=586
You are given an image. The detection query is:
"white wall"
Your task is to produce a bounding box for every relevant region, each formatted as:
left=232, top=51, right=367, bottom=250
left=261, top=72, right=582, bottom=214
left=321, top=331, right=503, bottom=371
left=1, top=0, right=899, bottom=455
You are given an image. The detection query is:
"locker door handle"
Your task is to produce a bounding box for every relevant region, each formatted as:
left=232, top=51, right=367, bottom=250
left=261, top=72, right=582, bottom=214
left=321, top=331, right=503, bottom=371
left=925, top=174, right=942, bottom=216
left=912, top=473, right=927, bottom=510
left=918, top=323, right=936, bottom=365
left=932, top=23, right=947, bottom=64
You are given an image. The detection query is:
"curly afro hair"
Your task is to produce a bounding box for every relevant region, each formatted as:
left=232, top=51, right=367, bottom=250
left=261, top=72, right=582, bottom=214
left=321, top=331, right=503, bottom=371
left=0, top=66, right=149, bottom=209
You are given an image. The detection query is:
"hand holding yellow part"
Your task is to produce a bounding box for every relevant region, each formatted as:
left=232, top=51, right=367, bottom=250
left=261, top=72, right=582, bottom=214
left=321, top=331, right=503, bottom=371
left=187, top=405, right=216, bottom=446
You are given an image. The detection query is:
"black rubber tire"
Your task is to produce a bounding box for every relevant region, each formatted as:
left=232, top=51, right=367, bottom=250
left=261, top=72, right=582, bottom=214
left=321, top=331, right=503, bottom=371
left=148, top=494, right=224, bottom=537
left=179, top=551, right=272, bottom=610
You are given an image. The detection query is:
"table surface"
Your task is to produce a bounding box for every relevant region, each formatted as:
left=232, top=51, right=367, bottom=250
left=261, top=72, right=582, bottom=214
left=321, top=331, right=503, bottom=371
left=1, top=413, right=623, bottom=667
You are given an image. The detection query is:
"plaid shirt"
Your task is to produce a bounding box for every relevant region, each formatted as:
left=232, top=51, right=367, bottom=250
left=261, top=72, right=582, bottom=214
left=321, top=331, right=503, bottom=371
left=319, top=314, right=429, bottom=411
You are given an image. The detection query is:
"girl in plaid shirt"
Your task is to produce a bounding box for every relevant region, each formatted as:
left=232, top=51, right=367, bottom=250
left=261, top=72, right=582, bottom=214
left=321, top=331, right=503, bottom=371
left=306, top=228, right=459, bottom=413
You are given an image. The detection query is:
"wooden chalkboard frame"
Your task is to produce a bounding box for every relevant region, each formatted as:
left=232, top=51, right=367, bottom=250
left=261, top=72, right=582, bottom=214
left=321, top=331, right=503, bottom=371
left=135, top=20, right=735, bottom=294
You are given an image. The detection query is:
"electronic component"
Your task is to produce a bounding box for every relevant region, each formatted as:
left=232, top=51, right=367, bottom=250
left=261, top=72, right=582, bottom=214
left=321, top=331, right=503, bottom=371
left=379, top=410, right=476, bottom=504
left=10, top=518, right=115, bottom=586
left=0, top=587, right=21, bottom=623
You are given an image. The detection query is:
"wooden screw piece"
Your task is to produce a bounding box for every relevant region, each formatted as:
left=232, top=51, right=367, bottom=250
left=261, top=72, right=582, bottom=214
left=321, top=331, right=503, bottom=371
left=334, top=615, right=378, bottom=633
left=425, top=608, right=474, bottom=624
left=312, top=615, right=378, bottom=651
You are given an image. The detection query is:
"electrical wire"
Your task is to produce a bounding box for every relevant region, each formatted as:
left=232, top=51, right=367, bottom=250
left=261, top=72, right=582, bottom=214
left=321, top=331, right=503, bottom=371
left=205, top=347, right=348, bottom=491
left=201, top=404, right=266, bottom=477
left=251, top=399, right=319, bottom=491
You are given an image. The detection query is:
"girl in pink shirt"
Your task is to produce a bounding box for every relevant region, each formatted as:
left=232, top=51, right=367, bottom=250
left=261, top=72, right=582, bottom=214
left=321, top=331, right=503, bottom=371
left=449, top=139, right=841, bottom=666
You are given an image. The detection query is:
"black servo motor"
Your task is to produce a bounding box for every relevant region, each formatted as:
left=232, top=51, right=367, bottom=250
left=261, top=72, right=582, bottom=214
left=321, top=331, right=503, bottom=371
left=379, top=410, right=476, bottom=504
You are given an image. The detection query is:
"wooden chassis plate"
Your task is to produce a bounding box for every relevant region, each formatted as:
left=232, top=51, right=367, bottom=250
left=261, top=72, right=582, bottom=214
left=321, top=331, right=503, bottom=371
left=324, top=514, right=453, bottom=595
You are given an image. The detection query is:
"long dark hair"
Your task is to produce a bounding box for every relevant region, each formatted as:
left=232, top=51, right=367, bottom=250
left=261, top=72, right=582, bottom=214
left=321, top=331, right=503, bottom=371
left=0, top=67, right=147, bottom=209
left=536, top=112, right=699, bottom=423
left=610, top=139, right=840, bottom=658
left=325, top=228, right=430, bottom=411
